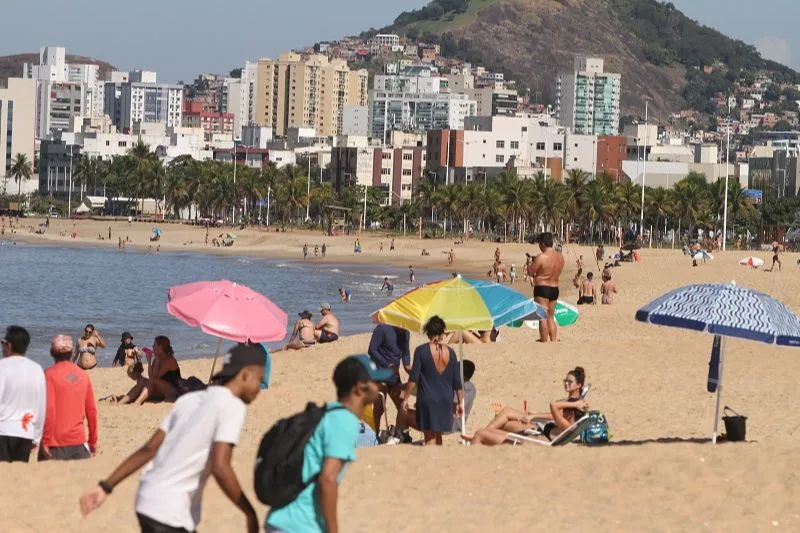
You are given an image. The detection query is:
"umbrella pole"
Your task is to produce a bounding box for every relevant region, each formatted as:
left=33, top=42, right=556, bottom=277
left=712, top=337, right=726, bottom=443
left=459, top=333, right=466, bottom=438
left=208, top=338, right=222, bottom=385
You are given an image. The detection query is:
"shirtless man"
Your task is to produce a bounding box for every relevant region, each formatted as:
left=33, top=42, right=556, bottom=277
left=601, top=274, right=617, bottom=305
left=284, top=310, right=317, bottom=350
left=495, top=261, right=507, bottom=284
left=578, top=272, right=597, bottom=305
left=528, top=232, right=565, bottom=342
left=771, top=242, right=782, bottom=272
left=315, top=303, right=340, bottom=343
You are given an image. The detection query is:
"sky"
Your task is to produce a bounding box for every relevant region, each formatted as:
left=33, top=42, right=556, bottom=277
left=1, top=0, right=798, bottom=83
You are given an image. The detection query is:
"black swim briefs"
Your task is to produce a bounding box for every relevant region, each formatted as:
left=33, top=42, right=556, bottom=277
left=533, top=285, right=559, bottom=301
left=319, top=330, right=339, bottom=343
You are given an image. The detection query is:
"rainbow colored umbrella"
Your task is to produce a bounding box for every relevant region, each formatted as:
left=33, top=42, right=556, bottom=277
left=373, top=275, right=546, bottom=433
left=373, top=275, right=547, bottom=332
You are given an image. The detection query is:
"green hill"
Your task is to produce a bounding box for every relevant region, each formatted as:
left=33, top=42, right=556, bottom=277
left=380, top=0, right=800, bottom=119
left=0, top=53, right=116, bottom=87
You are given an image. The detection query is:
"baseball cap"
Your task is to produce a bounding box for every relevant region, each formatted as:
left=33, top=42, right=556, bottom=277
left=212, top=344, right=266, bottom=381
left=298, top=310, right=313, bottom=319
left=319, top=303, right=332, bottom=311
left=333, top=354, right=394, bottom=391
left=50, top=334, right=73, bottom=354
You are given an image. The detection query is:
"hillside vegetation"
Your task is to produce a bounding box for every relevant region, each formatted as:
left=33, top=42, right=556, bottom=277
left=382, top=0, right=800, bottom=118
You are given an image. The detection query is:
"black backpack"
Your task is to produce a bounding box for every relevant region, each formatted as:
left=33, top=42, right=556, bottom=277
left=254, top=402, right=343, bottom=507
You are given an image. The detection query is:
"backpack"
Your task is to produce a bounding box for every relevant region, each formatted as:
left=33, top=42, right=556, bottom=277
left=580, top=411, right=610, bottom=445
left=254, top=402, right=343, bottom=507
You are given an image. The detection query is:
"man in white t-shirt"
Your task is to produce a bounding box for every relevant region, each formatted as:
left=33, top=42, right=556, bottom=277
left=0, top=325, right=46, bottom=463
left=79, top=344, right=266, bottom=533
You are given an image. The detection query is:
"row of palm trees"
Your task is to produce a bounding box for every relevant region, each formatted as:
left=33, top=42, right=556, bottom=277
left=13, top=140, right=760, bottom=243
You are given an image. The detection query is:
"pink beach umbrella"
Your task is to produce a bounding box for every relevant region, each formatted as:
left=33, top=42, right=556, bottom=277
left=167, top=279, right=288, bottom=379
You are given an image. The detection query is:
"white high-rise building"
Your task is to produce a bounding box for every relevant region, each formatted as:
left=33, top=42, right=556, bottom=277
left=22, top=46, right=107, bottom=136
left=225, top=62, right=258, bottom=140
left=0, top=79, right=38, bottom=195
left=556, top=56, right=621, bottom=136
left=115, top=82, right=183, bottom=132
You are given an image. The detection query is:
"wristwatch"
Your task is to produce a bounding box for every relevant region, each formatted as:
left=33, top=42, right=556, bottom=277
left=98, top=480, right=113, bottom=494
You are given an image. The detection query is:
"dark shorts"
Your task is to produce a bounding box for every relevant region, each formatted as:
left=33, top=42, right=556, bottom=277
left=578, top=296, right=594, bottom=305
left=319, top=330, right=339, bottom=343
left=533, top=285, right=559, bottom=302
left=39, top=443, right=92, bottom=461
left=137, top=513, right=194, bottom=533
left=0, top=435, right=33, bottom=463
left=542, top=422, right=556, bottom=441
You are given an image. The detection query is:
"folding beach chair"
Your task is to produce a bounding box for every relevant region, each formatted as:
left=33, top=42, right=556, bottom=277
left=524, top=383, right=592, bottom=437
left=507, top=414, right=593, bottom=447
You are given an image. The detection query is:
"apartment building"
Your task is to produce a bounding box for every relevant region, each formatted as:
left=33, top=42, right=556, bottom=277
left=557, top=56, right=621, bottom=136
left=369, top=69, right=476, bottom=144
left=252, top=53, right=368, bottom=137
left=0, top=79, right=37, bottom=195
left=36, top=81, right=85, bottom=138
left=105, top=82, right=183, bottom=132
left=182, top=101, right=234, bottom=140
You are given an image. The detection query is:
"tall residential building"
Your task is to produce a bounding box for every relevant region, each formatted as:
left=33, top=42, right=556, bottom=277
left=225, top=62, right=258, bottom=139
left=23, top=46, right=105, bottom=130
left=105, top=82, right=183, bottom=132
left=252, top=53, right=368, bottom=137
left=36, top=81, right=85, bottom=138
left=369, top=68, right=477, bottom=144
left=0, top=79, right=37, bottom=195
left=556, top=56, right=621, bottom=135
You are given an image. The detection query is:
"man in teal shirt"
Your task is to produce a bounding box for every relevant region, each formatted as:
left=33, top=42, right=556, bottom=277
left=266, top=355, right=390, bottom=533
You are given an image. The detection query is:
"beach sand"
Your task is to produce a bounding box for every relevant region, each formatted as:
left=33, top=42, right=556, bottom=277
left=3, top=219, right=800, bottom=531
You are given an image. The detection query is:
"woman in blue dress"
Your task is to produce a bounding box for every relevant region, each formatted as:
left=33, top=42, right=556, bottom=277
left=402, top=316, right=463, bottom=445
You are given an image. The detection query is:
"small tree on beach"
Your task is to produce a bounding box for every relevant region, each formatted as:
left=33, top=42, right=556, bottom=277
left=9, top=153, right=33, bottom=200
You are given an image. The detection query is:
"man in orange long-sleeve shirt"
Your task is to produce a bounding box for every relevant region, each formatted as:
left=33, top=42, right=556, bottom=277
left=41, top=335, right=98, bottom=461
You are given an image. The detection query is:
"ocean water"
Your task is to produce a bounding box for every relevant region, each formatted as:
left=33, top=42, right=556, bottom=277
left=0, top=242, right=439, bottom=367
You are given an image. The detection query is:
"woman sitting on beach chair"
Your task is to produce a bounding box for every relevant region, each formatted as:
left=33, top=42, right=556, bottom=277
left=463, top=366, right=589, bottom=446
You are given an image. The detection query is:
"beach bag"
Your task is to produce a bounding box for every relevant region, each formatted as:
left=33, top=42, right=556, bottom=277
left=177, top=376, right=206, bottom=396
left=722, top=406, right=747, bottom=442
left=580, top=411, right=610, bottom=445
left=356, top=421, right=378, bottom=448
left=254, top=403, right=343, bottom=507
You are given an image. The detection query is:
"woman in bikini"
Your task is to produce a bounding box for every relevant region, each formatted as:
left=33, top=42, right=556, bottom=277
left=283, top=311, right=316, bottom=350
left=131, top=336, right=182, bottom=406
left=464, top=366, right=589, bottom=445
left=73, top=324, right=106, bottom=370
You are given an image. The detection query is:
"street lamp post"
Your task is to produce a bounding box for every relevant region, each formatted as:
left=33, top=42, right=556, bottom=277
left=68, top=144, right=74, bottom=219
left=305, top=155, right=311, bottom=221
left=266, top=186, right=271, bottom=227
left=721, top=100, right=731, bottom=251
left=639, top=100, right=649, bottom=238
left=231, top=145, right=237, bottom=225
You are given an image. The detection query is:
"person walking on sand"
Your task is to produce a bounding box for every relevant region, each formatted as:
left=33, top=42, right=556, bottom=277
left=315, top=304, right=340, bottom=344
left=108, top=226, right=112, bottom=240
left=265, top=355, right=386, bottom=533
left=321, top=243, right=327, bottom=257
left=303, top=244, right=308, bottom=260
left=390, top=238, right=395, bottom=251
left=0, top=326, right=46, bottom=463
left=40, top=335, right=98, bottom=461
left=79, top=344, right=266, bottom=533
left=771, top=242, right=782, bottom=272
left=578, top=272, right=597, bottom=305
left=314, top=244, right=319, bottom=258
left=528, top=232, right=565, bottom=342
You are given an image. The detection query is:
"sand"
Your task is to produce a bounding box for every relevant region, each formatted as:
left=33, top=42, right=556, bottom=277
left=3, top=218, right=800, bottom=532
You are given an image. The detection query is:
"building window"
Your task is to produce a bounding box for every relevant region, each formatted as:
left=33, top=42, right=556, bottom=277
left=536, top=142, right=545, bottom=150
left=495, top=155, right=504, bottom=163
left=521, top=126, right=528, bottom=133
left=553, top=142, right=562, bottom=151
left=496, top=140, right=505, bottom=149
left=402, top=169, right=412, bottom=176
left=382, top=153, right=391, bottom=160
left=510, top=141, right=519, bottom=149
left=402, top=153, right=412, bottom=161
left=381, top=168, right=391, bottom=175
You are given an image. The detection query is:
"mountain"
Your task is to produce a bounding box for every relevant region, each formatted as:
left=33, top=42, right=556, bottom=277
left=381, top=0, right=800, bottom=120
left=0, top=53, right=116, bottom=87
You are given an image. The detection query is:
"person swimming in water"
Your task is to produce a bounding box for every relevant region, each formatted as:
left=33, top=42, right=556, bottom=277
left=339, top=287, right=352, bottom=302
left=380, top=277, right=394, bottom=294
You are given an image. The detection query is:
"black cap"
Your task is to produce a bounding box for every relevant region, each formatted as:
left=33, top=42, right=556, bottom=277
left=121, top=331, right=133, bottom=341
left=212, top=344, right=266, bottom=381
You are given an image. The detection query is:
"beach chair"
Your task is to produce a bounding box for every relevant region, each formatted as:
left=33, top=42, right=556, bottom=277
left=507, top=414, right=593, bottom=447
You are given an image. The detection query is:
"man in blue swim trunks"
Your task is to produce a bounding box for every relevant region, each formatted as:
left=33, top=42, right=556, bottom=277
left=379, top=277, right=394, bottom=294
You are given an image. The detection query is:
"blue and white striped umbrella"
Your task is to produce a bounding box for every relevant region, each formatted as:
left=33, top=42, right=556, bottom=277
left=635, top=283, right=800, bottom=346
left=636, top=282, right=800, bottom=442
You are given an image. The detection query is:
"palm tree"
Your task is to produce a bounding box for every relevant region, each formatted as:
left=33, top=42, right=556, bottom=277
left=126, top=141, right=158, bottom=214
left=584, top=177, right=614, bottom=242
left=563, top=168, right=588, bottom=224
left=414, top=177, right=438, bottom=225
left=164, top=155, right=195, bottom=218
left=614, top=180, right=642, bottom=228
left=9, top=153, right=33, bottom=199
left=673, top=176, right=709, bottom=238
left=645, top=186, right=673, bottom=239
